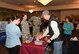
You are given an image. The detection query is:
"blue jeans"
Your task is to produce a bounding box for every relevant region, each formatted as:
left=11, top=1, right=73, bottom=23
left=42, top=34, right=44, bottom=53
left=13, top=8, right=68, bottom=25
left=53, top=41, right=63, bottom=54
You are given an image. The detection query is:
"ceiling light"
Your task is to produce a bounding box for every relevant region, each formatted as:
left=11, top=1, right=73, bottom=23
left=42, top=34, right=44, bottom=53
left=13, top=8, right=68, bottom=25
left=34, top=1, right=36, bottom=3
left=29, top=9, right=33, bottom=13
left=24, top=5, right=36, bottom=8
left=38, top=0, right=52, bottom=6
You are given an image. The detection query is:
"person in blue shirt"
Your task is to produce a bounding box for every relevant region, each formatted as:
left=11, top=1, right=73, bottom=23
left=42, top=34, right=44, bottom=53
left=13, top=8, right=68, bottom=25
left=63, top=16, right=74, bottom=46
left=5, top=15, right=21, bottom=54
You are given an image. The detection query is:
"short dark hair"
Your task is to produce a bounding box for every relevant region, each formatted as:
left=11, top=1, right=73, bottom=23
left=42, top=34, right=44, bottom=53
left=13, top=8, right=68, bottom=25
left=65, top=16, right=72, bottom=22
left=11, top=15, right=21, bottom=21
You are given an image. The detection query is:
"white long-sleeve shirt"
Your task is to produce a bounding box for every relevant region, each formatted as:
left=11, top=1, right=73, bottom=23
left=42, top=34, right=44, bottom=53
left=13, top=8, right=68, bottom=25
left=42, top=21, right=60, bottom=40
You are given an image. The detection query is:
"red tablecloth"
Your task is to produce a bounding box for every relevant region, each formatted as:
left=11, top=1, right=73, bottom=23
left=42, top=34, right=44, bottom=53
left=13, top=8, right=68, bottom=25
left=20, top=42, right=47, bottom=54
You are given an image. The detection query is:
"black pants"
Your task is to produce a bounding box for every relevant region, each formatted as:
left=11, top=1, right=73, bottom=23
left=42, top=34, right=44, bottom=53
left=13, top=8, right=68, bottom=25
left=68, top=41, right=79, bottom=54
left=7, top=45, right=20, bottom=54
left=63, top=34, right=71, bottom=46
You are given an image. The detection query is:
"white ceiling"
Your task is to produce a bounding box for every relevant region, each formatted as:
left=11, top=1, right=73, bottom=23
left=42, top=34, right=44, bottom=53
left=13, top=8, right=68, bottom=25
left=0, top=0, right=79, bottom=11
left=0, top=0, right=79, bottom=8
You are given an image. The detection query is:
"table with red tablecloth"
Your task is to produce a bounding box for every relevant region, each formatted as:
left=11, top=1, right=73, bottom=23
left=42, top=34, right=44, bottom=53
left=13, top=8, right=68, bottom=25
left=20, top=41, right=48, bottom=54
left=20, top=36, right=50, bottom=54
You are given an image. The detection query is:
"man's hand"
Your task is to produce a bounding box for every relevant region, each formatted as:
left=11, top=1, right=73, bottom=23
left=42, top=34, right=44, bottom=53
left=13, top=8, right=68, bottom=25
left=47, top=39, right=51, bottom=43
left=38, top=36, right=43, bottom=39
left=46, top=35, right=50, bottom=36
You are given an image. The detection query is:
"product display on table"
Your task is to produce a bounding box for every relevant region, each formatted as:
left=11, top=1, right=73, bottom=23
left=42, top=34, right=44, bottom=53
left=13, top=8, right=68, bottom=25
left=34, top=40, right=43, bottom=45
left=25, top=36, right=34, bottom=43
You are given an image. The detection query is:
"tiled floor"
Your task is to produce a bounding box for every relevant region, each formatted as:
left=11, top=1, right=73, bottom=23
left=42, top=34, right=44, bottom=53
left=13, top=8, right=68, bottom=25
left=0, top=45, right=9, bottom=54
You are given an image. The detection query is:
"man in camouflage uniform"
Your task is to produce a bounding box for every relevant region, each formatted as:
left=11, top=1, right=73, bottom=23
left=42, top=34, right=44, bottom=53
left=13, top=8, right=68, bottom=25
left=29, top=16, right=42, bottom=36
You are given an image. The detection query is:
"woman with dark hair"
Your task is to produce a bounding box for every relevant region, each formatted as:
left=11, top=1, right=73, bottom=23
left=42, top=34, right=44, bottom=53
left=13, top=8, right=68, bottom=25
left=65, top=16, right=73, bottom=22
left=21, top=14, right=31, bottom=43
left=5, top=15, right=21, bottom=54
left=63, top=16, right=74, bottom=46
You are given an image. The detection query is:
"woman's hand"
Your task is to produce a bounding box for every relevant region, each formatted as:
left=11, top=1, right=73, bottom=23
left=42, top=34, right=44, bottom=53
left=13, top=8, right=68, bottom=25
left=64, top=28, right=68, bottom=30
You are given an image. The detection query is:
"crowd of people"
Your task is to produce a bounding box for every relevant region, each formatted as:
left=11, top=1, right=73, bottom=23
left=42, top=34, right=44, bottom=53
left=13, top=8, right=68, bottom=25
left=5, top=10, right=79, bottom=54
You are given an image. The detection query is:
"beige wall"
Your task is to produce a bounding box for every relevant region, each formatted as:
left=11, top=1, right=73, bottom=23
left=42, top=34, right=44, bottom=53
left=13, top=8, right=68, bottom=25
left=60, top=9, right=79, bottom=21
